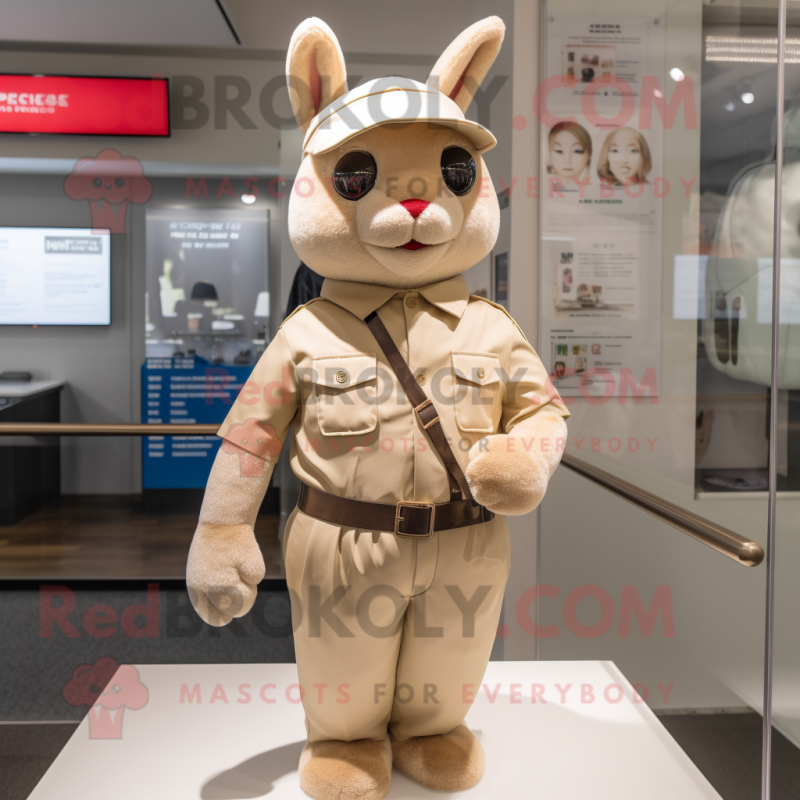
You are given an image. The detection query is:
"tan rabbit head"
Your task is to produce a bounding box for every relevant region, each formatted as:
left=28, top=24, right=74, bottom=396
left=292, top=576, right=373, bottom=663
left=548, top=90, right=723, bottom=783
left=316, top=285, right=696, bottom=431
left=286, top=17, right=505, bottom=289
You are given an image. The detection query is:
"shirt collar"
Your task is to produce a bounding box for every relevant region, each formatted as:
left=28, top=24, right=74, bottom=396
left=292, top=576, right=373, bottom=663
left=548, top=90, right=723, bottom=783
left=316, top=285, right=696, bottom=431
left=320, top=274, right=470, bottom=321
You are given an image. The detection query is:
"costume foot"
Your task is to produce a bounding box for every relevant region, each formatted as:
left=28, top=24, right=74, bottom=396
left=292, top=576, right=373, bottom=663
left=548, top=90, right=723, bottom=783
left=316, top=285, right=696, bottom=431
left=299, top=737, right=392, bottom=800
left=390, top=724, right=485, bottom=791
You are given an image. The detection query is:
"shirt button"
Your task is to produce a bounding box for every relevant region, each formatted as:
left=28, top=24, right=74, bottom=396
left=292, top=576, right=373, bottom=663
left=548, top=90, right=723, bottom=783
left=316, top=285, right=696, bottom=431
left=406, top=294, right=417, bottom=308
left=476, top=367, right=486, bottom=379
left=416, top=373, right=426, bottom=386
left=335, top=370, right=348, bottom=384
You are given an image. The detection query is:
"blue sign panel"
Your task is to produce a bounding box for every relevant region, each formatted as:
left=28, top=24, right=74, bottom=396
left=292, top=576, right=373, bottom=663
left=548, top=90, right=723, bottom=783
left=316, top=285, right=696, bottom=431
left=141, top=356, right=252, bottom=489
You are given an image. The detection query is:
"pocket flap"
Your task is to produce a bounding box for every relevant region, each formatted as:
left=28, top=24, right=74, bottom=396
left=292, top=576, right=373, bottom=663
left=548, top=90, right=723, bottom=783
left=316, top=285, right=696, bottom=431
left=451, top=352, right=501, bottom=386
left=312, top=353, right=377, bottom=388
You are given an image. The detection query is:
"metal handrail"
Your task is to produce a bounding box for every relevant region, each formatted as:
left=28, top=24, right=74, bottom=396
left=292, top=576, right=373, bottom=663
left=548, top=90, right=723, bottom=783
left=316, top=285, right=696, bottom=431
left=0, top=423, right=219, bottom=436
left=0, top=423, right=764, bottom=566
left=562, top=454, right=764, bottom=567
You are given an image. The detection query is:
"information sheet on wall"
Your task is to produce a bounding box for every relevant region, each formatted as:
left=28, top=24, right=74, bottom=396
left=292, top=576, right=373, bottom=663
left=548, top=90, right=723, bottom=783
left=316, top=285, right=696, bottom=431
left=540, top=12, right=664, bottom=397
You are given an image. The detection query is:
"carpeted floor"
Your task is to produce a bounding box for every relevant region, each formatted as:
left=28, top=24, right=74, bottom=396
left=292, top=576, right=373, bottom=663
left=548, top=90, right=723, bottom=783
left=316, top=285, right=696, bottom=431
left=1, top=723, right=78, bottom=800
left=0, top=579, right=295, bottom=722
left=660, top=712, right=800, bottom=800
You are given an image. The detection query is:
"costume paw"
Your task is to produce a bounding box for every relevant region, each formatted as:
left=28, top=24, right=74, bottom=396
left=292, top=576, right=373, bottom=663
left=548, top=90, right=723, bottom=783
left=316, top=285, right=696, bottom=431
left=299, top=738, right=391, bottom=800
left=465, top=434, right=551, bottom=515
left=186, top=522, right=265, bottom=627
left=390, top=724, right=485, bottom=791
left=465, top=412, right=567, bottom=515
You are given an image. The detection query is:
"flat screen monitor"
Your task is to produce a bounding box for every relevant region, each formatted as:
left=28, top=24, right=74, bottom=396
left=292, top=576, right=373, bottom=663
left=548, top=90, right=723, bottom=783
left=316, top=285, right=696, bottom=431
left=0, top=226, right=111, bottom=326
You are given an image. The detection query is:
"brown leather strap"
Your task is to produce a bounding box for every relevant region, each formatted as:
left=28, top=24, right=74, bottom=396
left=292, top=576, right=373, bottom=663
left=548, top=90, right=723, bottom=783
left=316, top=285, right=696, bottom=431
left=298, top=482, right=493, bottom=536
left=365, top=310, right=477, bottom=506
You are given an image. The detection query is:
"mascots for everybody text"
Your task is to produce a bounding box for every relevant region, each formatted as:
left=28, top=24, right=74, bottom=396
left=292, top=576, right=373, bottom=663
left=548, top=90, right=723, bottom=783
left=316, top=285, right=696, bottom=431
left=187, top=16, right=569, bottom=800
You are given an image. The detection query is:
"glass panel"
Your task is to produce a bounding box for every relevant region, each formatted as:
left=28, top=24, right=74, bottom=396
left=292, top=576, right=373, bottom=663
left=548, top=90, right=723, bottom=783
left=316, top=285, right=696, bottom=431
left=536, top=0, right=786, bottom=794
left=774, top=0, right=800, bottom=784
left=538, top=0, right=777, bottom=533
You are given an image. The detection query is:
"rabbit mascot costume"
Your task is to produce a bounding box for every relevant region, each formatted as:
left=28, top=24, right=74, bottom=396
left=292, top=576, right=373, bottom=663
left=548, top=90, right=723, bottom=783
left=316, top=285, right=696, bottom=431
left=187, top=16, right=569, bottom=800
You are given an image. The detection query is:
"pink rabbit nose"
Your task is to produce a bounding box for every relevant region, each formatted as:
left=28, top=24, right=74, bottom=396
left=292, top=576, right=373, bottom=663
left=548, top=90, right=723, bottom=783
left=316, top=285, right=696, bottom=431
left=400, top=199, right=429, bottom=218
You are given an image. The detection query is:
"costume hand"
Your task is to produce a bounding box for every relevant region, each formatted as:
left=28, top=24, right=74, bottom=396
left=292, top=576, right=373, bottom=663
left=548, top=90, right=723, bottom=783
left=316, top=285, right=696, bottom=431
left=186, top=522, right=265, bottom=626
left=465, top=413, right=567, bottom=515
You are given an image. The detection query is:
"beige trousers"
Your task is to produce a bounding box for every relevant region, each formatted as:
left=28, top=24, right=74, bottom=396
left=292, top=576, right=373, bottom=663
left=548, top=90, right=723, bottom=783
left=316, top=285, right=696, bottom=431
left=283, top=506, right=511, bottom=743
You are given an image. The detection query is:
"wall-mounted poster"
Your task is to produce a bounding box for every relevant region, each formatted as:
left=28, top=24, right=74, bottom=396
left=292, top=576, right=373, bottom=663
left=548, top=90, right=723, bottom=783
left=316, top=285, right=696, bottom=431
left=540, top=12, right=664, bottom=398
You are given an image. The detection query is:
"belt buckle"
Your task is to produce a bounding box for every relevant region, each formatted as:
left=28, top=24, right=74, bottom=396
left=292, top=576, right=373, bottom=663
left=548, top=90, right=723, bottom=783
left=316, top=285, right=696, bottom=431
left=395, top=501, right=435, bottom=537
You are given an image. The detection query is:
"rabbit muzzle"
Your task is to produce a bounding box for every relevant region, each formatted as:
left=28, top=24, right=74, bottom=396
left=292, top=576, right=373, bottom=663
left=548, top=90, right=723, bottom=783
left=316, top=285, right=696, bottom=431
left=356, top=189, right=463, bottom=276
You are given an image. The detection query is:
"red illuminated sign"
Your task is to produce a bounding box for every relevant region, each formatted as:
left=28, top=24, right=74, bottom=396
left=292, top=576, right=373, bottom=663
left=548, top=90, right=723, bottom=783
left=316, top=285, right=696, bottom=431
left=0, top=75, right=170, bottom=136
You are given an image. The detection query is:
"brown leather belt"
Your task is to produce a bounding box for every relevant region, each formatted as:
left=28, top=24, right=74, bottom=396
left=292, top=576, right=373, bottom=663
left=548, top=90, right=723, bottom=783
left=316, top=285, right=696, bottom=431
left=298, top=482, right=494, bottom=537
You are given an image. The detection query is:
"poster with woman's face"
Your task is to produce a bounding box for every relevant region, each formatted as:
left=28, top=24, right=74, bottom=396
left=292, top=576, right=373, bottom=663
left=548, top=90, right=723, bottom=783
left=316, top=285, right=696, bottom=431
left=547, top=123, right=653, bottom=191
left=550, top=127, right=591, bottom=182
left=597, top=127, right=653, bottom=186
left=540, top=14, right=664, bottom=398
left=546, top=124, right=655, bottom=199
left=607, top=129, right=645, bottom=182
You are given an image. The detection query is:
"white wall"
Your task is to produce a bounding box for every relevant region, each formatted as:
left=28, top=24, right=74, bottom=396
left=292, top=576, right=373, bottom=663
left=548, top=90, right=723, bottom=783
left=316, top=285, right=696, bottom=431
left=225, top=0, right=490, bottom=54
left=0, top=174, right=140, bottom=493
left=3, top=0, right=495, bottom=54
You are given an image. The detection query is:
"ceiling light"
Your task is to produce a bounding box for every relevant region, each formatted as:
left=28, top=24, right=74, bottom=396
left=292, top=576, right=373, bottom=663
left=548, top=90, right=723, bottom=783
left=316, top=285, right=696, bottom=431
left=669, top=67, right=685, bottom=82
left=741, top=92, right=755, bottom=104
left=706, top=35, right=800, bottom=63
left=241, top=193, right=256, bottom=204
left=724, top=100, right=736, bottom=112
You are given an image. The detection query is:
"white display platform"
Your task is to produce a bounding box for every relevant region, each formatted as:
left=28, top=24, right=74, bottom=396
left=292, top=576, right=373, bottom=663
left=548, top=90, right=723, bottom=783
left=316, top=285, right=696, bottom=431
left=30, top=661, right=721, bottom=799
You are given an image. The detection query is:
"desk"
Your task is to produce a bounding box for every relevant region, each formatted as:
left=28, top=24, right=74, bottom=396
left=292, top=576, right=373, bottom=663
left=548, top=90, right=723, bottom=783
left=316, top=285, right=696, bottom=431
left=0, top=380, right=64, bottom=525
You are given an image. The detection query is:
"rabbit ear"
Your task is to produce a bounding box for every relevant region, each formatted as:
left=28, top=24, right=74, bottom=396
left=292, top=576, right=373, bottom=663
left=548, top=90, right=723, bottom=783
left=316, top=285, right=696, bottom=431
left=427, top=17, right=505, bottom=113
left=286, top=18, right=348, bottom=133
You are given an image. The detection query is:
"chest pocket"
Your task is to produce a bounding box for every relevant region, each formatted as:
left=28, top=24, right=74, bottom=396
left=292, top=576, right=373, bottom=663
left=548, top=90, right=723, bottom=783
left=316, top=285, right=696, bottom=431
left=451, top=352, right=502, bottom=434
left=312, top=353, right=378, bottom=436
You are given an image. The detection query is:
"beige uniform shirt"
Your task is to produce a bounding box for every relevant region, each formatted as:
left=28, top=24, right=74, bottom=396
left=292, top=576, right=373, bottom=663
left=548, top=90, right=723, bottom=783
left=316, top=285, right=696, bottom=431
left=218, top=273, right=569, bottom=504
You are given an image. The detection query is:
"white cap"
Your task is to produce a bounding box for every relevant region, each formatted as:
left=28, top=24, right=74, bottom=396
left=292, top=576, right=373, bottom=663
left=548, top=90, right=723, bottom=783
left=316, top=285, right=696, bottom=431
left=302, top=76, right=496, bottom=157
